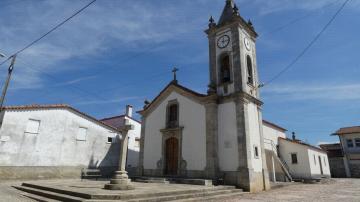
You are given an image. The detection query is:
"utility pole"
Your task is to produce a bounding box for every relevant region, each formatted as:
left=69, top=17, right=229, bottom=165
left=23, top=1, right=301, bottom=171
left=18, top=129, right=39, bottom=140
left=0, top=55, right=17, bottom=112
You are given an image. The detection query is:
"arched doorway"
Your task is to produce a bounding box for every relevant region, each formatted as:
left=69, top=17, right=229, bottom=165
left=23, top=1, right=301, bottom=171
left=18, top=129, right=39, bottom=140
left=165, top=137, right=179, bottom=175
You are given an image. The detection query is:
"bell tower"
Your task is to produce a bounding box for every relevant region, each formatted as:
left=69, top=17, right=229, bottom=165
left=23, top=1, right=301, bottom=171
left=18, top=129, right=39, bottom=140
left=206, top=0, right=259, bottom=98
left=205, top=0, right=270, bottom=192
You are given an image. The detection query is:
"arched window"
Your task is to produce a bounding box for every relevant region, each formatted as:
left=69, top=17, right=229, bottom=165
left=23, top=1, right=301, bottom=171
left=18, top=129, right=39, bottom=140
left=167, top=103, right=178, bottom=128
left=247, top=55, right=254, bottom=85
left=220, top=55, right=231, bottom=83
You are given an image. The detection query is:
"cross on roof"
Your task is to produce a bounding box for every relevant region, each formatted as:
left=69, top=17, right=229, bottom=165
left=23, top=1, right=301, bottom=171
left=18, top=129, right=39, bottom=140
left=172, top=67, right=179, bottom=82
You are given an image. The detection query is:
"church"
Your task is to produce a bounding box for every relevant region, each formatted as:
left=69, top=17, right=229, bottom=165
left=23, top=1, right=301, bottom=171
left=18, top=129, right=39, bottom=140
left=137, top=0, right=270, bottom=192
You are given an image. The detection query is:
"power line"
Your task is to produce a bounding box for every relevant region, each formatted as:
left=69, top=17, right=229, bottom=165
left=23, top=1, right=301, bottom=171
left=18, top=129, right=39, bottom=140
left=259, top=0, right=342, bottom=37
left=0, top=0, right=96, bottom=67
left=262, top=0, right=350, bottom=87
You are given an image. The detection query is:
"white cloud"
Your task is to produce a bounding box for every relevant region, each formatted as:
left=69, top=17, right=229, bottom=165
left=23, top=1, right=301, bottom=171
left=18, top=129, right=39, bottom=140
left=74, top=96, right=141, bottom=106
left=0, top=0, right=209, bottom=89
left=262, top=83, right=360, bottom=101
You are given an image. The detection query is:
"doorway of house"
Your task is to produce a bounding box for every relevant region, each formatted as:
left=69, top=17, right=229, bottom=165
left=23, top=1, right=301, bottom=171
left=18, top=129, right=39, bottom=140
left=165, top=137, right=178, bottom=175
left=318, top=156, right=324, bottom=175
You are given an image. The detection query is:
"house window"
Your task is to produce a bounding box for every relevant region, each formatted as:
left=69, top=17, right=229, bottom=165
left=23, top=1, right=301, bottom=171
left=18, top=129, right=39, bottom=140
left=107, top=137, right=114, bottom=144
left=220, top=55, right=231, bottom=83
left=25, top=119, right=40, bottom=134
left=254, top=146, right=259, bottom=158
left=347, top=139, right=354, bottom=148
left=135, top=138, right=140, bottom=148
left=355, top=138, right=360, bottom=147
left=167, top=103, right=178, bottom=128
left=76, top=127, right=87, bottom=141
left=247, top=55, right=254, bottom=85
left=314, top=155, right=316, bottom=165
left=291, top=153, right=298, bottom=164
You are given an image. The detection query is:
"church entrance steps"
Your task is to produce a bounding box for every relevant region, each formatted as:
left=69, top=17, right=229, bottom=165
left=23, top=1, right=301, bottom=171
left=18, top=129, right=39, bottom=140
left=132, top=176, right=214, bottom=186
left=12, top=179, right=243, bottom=202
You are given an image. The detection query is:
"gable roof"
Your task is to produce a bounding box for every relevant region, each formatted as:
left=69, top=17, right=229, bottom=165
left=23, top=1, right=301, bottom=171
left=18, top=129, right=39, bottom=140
left=137, top=81, right=208, bottom=116
left=334, top=126, right=360, bottom=135
left=279, top=137, right=326, bottom=154
left=263, top=120, right=287, bottom=132
left=1, top=104, right=120, bottom=132
left=100, top=114, right=141, bottom=128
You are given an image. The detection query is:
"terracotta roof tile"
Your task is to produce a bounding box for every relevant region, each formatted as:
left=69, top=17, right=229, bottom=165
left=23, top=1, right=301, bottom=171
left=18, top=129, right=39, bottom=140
left=335, top=126, right=360, bottom=135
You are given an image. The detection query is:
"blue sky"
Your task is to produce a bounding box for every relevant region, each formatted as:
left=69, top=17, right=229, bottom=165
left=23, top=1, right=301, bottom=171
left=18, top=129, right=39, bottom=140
left=0, top=0, right=359, bottom=146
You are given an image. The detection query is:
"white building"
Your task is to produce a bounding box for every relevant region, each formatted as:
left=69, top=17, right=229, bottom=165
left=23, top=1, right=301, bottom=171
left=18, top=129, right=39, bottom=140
left=101, top=105, right=141, bottom=175
left=137, top=0, right=270, bottom=192
left=0, top=104, right=122, bottom=180
left=262, top=121, right=331, bottom=181
left=333, top=126, right=360, bottom=177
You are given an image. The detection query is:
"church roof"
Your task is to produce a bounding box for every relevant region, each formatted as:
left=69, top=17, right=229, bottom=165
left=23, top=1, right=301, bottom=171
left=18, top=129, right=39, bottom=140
left=218, top=0, right=235, bottom=26
left=137, top=81, right=208, bottom=116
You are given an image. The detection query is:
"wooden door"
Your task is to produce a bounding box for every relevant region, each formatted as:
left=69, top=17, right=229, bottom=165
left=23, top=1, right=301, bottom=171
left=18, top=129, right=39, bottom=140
left=165, top=138, right=178, bottom=175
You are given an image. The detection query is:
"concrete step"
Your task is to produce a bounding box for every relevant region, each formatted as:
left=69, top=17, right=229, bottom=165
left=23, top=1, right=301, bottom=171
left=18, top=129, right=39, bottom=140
left=20, top=192, right=62, bottom=202
left=13, top=185, right=86, bottom=202
left=172, top=191, right=246, bottom=202
left=125, top=188, right=243, bottom=202
left=21, top=183, right=92, bottom=199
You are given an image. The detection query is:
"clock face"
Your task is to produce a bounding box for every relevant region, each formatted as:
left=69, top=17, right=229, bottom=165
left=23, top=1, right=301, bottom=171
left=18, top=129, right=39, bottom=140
left=244, top=37, right=251, bottom=51
left=217, top=35, right=230, bottom=49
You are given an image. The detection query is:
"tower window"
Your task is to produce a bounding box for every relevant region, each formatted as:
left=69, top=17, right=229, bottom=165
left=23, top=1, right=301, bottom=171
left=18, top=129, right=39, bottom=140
left=220, top=55, right=231, bottom=83
left=167, top=103, right=178, bottom=128
left=247, top=55, right=254, bottom=85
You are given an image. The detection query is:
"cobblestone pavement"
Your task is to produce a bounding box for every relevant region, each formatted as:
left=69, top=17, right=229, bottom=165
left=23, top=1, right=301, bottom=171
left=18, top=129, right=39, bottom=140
left=0, top=181, right=34, bottom=202
left=0, top=179, right=359, bottom=202
left=217, top=179, right=360, bottom=202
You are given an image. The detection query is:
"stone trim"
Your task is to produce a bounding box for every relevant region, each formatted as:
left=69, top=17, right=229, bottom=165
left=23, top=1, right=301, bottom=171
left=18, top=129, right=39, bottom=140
left=137, top=116, right=146, bottom=176
left=257, top=106, right=271, bottom=190
left=165, top=99, right=179, bottom=128
left=159, top=127, right=186, bottom=176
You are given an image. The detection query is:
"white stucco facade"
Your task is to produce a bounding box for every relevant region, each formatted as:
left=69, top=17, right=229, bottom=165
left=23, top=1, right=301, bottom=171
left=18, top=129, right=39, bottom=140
left=279, top=138, right=331, bottom=179
left=0, top=106, right=122, bottom=179
left=143, top=91, right=207, bottom=171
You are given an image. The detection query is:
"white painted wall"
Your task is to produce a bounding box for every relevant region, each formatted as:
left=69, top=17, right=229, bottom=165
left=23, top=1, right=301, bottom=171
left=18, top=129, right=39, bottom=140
left=339, top=133, right=360, bottom=153
left=0, top=109, right=121, bottom=168
left=308, top=149, right=331, bottom=177
left=125, top=117, right=141, bottom=168
left=246, top=102, right=263, bottom=172
left=218, top=102, right=239, bottom=171
left=263, top=124, right=286, bottom=151
left=143, top=91, right=207, bottom=171
left=279, top=139, right=311, bottom=179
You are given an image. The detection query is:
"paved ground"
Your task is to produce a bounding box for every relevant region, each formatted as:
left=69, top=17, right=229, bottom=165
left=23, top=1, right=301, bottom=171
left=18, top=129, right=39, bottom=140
left=216, top=179, right=360, bottom=202
left=0, top=181, right=33, bottom=202
left=0, top=178, right=359, bottom=201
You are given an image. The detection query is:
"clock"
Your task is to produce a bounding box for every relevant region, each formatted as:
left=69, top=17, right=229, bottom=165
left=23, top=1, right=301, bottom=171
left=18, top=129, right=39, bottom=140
left=244, top=37, right=251, bottom=51
left=217, top=35, right=230, bottom=49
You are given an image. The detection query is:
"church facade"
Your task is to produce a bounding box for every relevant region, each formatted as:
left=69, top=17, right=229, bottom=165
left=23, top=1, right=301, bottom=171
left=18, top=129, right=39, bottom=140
left=137, top=0, right=270, bottom=192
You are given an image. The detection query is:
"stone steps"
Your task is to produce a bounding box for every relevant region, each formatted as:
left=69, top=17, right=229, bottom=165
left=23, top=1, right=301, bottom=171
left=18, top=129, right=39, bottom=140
left=125, top=189, right=243, bottom=202
left=14, top=182, right=243, bottom=202
left=172, top=192, right=246, bottom=202
left=13, top=185, right=86, bottom=202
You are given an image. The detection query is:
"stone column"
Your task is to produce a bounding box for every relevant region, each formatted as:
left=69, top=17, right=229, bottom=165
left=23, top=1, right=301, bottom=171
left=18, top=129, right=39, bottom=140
left=104, top=119, right=135, bottom=190
left=204, top=96, right=219, bottom=179
left=137, top=116, right=146, bottom=176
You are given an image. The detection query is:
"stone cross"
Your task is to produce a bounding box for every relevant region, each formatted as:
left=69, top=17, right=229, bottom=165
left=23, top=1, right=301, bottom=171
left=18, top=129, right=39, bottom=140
left=172, top=67, right=179, bottom=81
left=104, top=119, right=135, bottom=190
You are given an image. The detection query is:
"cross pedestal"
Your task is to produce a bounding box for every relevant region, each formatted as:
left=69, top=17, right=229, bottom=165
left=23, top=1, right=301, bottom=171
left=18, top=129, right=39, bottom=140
left=104, top=120, right=135, bottom=190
